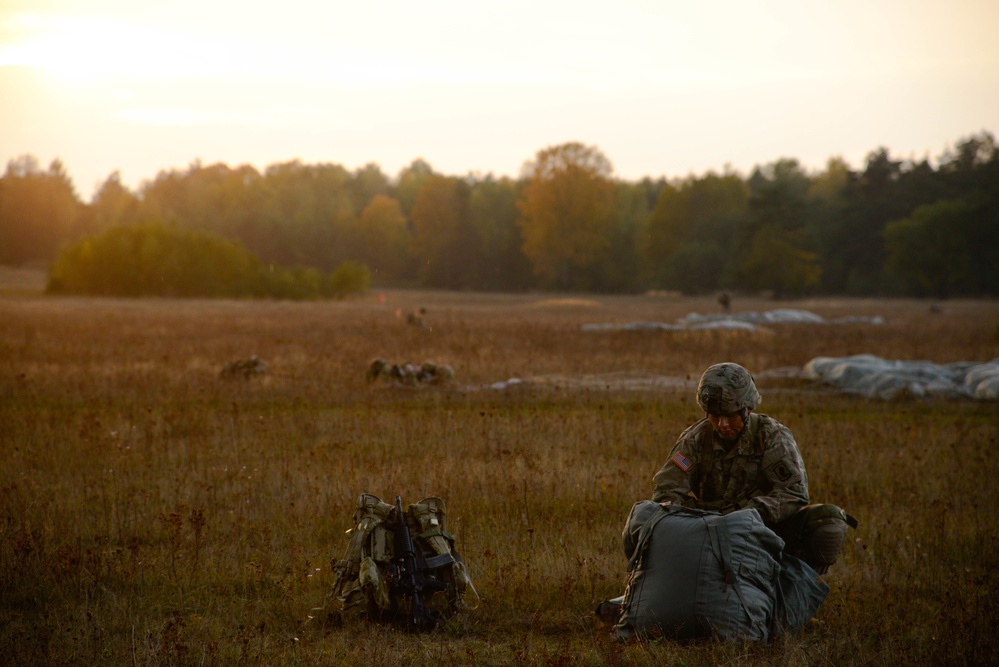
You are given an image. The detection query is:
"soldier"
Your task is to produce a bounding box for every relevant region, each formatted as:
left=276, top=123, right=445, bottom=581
left=717, top=290, right=732, bottom=313
left=367, top=359, right=455, bottom=387
left=652, top=362, right=854, bottom=574
left=220, top=355, right=267, bottom=380
left=406, top=307, right=428, bottom=329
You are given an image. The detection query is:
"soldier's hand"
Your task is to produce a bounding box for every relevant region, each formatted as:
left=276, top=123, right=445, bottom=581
left=698, top=500, right=739, bottom=514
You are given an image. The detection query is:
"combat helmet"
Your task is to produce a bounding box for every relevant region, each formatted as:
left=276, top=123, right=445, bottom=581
left=696, top=362, right=761, bottom=414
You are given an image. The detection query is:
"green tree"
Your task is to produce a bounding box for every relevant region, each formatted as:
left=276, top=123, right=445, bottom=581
left=47, top=222, right=370, bottom=300
left=739, top=224, right=821, bottom=297
left=468, top=175, right=531, bottom=291
left=805, top=157, right=852, bottom=293
left=884, top=197, right=999, bottom=297
left=138, top=162, right=274, bottom=257
left=395, top=159, right=436, bottom=216
left=588, top=180, right=652, bottom=292
left=261, top=161, right=354, bottom=269
left=827, top=148, right=901, bottom=293
left=517, top=142, right=616, bottom=290
left=0, top=156, right=81, bottom=264
left=807, top=157, right=851, bottom=203
left=89, top=171, right=140, bottom=230
left=348, top=163, right=391, bottom=214
left=645, top=172, right=749, bottom=293
left=938, top=132, right=997, bottom=186
left=349, top=194, right=413, bottom=282
left=138, top=160, right=361, bottom=271
left=409, top=176, right=475, bottom=288
left=47, top=222, right=265, bottom=297
left=739, top=159, right=817, bottom=296
left=327, top=260, right=372, bottom=298
left=658, top=241, right=727, bottom=295
left=746, top=159, right=810, bottom=234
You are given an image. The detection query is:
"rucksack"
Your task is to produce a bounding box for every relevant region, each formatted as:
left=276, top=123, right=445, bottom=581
left=331, top=493, right=476, bottom=630
left=612, top=501, right=828, bottom=643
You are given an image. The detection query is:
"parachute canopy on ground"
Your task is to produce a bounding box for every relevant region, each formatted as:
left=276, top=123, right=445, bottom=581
left=803, top=354, right=999, bottom=400
left=478, top=357, right=999, bottom=401
left=581, top=309, right=884, bottom=333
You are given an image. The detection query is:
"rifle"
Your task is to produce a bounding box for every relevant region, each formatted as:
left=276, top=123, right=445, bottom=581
left=391, top=495, right=448, bottom=630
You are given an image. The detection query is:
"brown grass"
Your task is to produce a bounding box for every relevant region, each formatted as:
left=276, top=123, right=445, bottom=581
left=1, top=289, right=998, bottom=665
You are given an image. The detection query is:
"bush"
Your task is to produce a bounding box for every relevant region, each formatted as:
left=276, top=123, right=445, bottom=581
left=47, top=222, right=371, bottom=300
left=328, top=260, right=370, bottom=299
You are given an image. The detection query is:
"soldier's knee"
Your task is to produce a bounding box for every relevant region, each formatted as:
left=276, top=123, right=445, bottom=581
left=806, top=520, right=849, bottom=574
left=785, top=504, right=858, bottom=575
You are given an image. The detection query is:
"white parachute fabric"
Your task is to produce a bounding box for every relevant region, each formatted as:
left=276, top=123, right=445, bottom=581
left=803, top=354, right=999, bottom=400
left=582, top=309, right=884, bottom=334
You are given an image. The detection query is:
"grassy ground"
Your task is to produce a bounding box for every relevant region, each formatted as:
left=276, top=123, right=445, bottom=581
left=1, top=288, right=997, bottom=665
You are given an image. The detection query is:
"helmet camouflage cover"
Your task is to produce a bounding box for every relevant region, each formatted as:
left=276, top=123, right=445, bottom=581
left=696, top=362, right=761, bottom=414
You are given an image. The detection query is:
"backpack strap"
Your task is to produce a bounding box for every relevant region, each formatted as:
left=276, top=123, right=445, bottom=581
left=626, top=504, right=674, bottom=571
left=696, top=427, right=715, bottom=501
left=706, top=514, right=751, bottom=614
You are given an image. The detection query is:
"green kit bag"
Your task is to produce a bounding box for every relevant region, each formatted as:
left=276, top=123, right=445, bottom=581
left=331, top=493, right=476, bottom=630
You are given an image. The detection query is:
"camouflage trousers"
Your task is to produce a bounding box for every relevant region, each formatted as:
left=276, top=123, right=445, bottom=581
left=774, top=504, right=858, bottom=575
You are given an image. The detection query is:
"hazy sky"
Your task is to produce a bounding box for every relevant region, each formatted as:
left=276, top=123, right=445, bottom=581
left=2, top=0, right=998, bottom=201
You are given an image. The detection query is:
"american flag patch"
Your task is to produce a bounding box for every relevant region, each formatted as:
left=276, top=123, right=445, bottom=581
left=671, top=451, right=692, bottom=472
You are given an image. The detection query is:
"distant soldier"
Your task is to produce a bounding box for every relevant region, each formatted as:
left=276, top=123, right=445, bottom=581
left=406, top=307, right=428, bottom=329
left=367, top=358, right=390, bottom=382
left=416, top=361, right=455, bottom=385
left=220, top=355, right=268, bottom=380
left=717, top=291, right=732, bottom=313
left=368, top=358, right=454, bottom=386
left=652, top=362, right=855, bottom=574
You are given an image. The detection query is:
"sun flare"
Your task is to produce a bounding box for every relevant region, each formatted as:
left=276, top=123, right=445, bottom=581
left=1, top=13, right=229, bottom=85
left=2, top=0, right=997, bottom=201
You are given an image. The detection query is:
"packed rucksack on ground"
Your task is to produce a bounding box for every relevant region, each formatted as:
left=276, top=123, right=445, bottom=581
left=331, top=493, right=476, bottom=630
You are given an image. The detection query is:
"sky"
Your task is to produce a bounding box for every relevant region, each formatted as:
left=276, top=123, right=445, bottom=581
left=2, top=0, right=998, bottom=202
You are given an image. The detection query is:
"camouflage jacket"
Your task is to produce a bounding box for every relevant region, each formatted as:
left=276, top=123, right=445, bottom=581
left=652, top=413, right=809, bottom=526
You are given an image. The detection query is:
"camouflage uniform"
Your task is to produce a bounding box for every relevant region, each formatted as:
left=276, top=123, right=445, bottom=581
left=651, top=412, right=809, bottom=526
left=652, top=363, right=853, bottom=574
left=367, top=358, right=455, bottom=387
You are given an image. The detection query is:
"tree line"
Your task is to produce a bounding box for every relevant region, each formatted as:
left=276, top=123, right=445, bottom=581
left=1, top=132, right=997, bottom=298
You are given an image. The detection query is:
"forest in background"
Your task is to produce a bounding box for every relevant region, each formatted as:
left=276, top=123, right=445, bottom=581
left=1, top=131, right=997, bottom=298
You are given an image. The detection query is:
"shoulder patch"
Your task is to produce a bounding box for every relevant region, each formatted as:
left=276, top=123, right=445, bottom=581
left=767, top=460, right=793, bottom=482
left=671, top=450, right=693, bottom=472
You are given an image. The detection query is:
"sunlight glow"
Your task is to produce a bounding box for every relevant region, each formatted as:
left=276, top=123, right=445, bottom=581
left=1, top=0, right=997, bottom=197
left=0, top=4, right=821, bottom=92
left=117, top=107, right=246, bottom=126
left=1, top=14, right=200, bottom=83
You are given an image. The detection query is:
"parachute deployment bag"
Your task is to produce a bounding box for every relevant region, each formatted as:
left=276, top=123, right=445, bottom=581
left=614, top=501, right=828, bottom=643
left=331, top=493, right=475, bottom=628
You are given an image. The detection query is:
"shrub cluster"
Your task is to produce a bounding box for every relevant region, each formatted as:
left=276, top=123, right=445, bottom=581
left=46, top=222, right=369, bottom=299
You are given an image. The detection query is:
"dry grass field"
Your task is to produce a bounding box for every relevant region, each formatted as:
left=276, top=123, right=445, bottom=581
left=1, top=282, right=997, bottom=666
